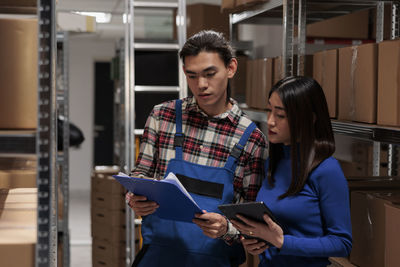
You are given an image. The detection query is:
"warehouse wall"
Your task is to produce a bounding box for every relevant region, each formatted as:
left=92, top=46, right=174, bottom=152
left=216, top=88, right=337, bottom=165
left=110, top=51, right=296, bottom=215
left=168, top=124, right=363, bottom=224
left=69, top=36, right=116, bottom=192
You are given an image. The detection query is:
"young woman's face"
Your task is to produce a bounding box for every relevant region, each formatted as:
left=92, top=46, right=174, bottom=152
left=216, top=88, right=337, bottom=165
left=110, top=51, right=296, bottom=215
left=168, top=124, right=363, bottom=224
left=183, top=51, right=237, bottom=116
left=266, top=92, right=290, bottom=145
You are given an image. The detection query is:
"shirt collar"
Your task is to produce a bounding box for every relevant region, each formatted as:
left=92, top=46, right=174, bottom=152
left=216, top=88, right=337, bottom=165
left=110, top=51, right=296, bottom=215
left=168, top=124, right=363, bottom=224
left=185, top=96, right=242, bottom=125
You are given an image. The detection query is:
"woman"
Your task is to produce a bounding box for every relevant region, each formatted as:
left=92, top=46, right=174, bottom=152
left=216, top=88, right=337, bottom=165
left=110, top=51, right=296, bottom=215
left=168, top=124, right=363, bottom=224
left=231, top=76, right=352, bottom=267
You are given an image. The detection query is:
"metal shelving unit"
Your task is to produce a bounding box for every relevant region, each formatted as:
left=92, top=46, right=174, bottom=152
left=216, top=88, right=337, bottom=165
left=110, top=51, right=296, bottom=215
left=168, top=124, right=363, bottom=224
left=56, top=31, right=70, bottom=267
left=0, top=1, right=67, bottom=266
left=36, top=0, right=58, bottom=266
left=232, top=0, right=400, bottom=177
left=118, top=1, right=187, bottom=265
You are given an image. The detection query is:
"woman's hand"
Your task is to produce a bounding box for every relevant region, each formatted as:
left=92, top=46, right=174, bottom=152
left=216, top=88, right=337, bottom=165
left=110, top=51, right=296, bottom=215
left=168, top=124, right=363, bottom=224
left=240, top=236, right=269, bottom=255
left=125, top=192, right=159, bottom=216
left=192, top=210, right=228, bottom=239
left=231, top=214, right=284, bottom=249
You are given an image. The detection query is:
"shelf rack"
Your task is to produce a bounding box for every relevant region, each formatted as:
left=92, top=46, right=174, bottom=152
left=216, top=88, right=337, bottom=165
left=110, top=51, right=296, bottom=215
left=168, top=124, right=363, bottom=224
left=234, top=0, right=400, bottom=177
left=56, top=31, right=70, bottom=267
left=119, top=1, right=187, bottom=265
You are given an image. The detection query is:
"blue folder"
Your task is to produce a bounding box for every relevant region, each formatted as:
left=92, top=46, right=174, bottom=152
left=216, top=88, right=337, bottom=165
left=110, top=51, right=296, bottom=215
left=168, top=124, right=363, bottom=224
left=112, top=175, right=203, bottom=223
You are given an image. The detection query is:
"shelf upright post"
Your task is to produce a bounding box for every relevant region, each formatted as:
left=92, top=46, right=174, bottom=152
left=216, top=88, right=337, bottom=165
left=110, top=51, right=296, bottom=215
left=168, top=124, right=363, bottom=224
left=282, top=0, right=295, bottom=77
left=124, top=0, right=136, bottom=266
left=391, top=1, right=400, bottom=40
left=296, top=0, right=306, bottom=76
left=387, top=1, right=400, bottom=177
left=61, top=31, right=70, bottom=267
left=36, top=0, right=57, bottom=266
left=177, top=0, right=188, bottom=98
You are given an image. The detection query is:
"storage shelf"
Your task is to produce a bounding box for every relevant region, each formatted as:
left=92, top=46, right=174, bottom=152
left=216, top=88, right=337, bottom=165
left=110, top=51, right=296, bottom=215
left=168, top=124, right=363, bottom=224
left=0, top=130, right=36, bottom=154
left=242, top=109, right=400, bottom=145
left=133, top=1, right=178, bottom=9
left=231, top=0, right=384, bottom=25
left=134, top=85, right=180, bottom=92
left=134, top=43, right=179, bottom=50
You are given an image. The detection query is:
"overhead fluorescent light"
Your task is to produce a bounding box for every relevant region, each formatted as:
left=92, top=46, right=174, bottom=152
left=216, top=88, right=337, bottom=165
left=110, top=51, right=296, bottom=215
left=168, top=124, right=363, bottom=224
left=74, top=11, right=112, bottom=24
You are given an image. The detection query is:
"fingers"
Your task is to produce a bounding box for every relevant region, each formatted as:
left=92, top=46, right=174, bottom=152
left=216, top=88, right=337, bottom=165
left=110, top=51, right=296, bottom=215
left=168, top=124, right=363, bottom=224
left=193, top=212, right=227, bottom=239
left=240, top=236, right=268, bottom=255
left=125, top=192, right=159, bottom=216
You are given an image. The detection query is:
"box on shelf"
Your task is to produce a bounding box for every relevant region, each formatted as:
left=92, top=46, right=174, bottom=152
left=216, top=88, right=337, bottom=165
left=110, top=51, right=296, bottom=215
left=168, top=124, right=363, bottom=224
left=186, top=4, right=230, bottom=39
left=350, top=191, right=400, bottom=267
left=231, top=55, right=249, bottom=104
left=307, top=9, right=370, bottom=39
left=253, top=58, right=273, bottom=110
left=384, top=203, right=400, bottom=267
left=377, top=39, right=400, bottom=127
left=0, top=17, right=38, bottom=129
left=313, top=49, right=338, bottom=118
left=0, top=228, right=36, bottom=267
left=91, top=166, right=123, bottom=194
left=338, top=43, right=378, bottom=123
left=329, top=257, right=357, bottom=267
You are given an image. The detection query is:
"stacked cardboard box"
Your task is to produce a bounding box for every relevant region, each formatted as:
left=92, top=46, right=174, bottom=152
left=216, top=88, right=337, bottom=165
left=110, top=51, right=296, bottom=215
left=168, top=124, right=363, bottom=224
left=186, top=4, right=230, bottom=39
left=0, top=156, right=36, bottom=188
left=350, top=191, right=400, bottom=267
left=377, top=39, right=400, bottom=127
left=338, top=43, right=378, bottom=124
left=339, top=141, right=388, bottom=178
left=313, top=49, right=338, bottom=118
left=91, top=166, right=126, bottom=267
left=0, top=188, right=37, bottom=267
left=246, top=58, right=273, bottom=110
left=0, top=17, right=37, bottom=129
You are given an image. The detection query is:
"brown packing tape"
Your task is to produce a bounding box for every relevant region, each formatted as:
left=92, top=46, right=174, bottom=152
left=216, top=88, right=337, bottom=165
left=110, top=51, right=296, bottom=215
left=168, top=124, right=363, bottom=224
left=349, top=46, right=357, bottom=121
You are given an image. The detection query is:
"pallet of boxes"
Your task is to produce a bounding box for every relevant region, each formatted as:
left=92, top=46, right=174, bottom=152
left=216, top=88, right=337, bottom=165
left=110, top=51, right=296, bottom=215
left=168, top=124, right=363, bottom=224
left=0, top=157, right=37, bottom=267
left=91, top=166, right=141, bottom=267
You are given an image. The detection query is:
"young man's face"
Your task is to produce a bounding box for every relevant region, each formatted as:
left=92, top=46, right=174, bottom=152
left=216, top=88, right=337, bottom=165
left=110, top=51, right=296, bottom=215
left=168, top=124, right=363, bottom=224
left=183, top=51, right=237, bottom=117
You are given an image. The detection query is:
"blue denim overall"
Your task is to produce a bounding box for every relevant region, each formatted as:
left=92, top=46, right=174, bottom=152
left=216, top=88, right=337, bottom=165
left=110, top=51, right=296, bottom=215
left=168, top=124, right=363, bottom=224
left=137, top=100, right=256, bottom=267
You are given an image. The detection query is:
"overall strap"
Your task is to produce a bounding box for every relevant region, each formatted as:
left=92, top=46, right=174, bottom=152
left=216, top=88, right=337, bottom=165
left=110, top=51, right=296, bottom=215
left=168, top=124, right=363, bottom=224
left=174, top=99, right=184, bottom=160
left=224, top=122, right=257, bottom=171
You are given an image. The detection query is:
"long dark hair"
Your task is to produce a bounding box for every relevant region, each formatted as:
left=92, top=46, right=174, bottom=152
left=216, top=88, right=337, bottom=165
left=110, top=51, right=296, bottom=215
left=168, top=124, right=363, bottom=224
left=179, top=30, right=235, bottom=101
left=267, top=76, right=335, bottom=199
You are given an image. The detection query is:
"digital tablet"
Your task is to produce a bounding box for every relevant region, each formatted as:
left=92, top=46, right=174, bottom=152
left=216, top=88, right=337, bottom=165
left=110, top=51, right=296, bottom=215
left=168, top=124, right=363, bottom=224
left=218, top=201, right=281, bottom=243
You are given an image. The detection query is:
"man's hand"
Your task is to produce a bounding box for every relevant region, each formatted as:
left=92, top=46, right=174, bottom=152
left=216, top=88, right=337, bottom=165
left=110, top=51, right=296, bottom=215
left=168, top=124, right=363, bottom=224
left=192, top=210, right=228, bottom=239
left=125, top=192, right=159, bottom=216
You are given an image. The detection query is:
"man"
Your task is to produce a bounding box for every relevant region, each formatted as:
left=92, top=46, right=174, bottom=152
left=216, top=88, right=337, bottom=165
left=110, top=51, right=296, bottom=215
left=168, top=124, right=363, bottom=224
left=126, top=30, right=268, bottom=267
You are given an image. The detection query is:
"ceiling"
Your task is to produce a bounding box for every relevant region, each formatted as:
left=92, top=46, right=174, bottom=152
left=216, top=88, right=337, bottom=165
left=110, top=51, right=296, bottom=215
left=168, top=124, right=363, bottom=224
left=56, top=0, right=220, bottom=40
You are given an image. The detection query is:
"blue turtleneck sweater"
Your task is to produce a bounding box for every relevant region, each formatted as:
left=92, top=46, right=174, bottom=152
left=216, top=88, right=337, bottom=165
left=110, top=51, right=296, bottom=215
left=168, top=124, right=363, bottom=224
left=256, top=146, right=352, bottom=267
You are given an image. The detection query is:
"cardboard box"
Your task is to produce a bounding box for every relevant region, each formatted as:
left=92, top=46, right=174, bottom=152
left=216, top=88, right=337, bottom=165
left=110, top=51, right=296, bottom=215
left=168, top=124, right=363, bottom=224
left=350, top=191, right=400, bottom=267
left=0, top=228, right=36, bottom=267
left=186, top=4, right=230, bottom=40
left=338, top=43, right=378, bottom=123
left=92, top=191, right=125, bottom=211
left=247, top=58, right=273, bottom=110
left=0, top=18, right=38, bottom=129
left=0, top=170, right=36, bottom=188
left=221, top=0, right=236, bottom=11
left=245, top=59, right=254, bottom=108
left=91, top=205, right=125, bottom=227
left=231, top=55, right=248, bottom=103
left=92, top=222, right=126, bottom=243
left=329, top=257, right=357, bottom=267
left=91, top=166, right=123, bottom=194
left=313, top=49, right=338, bottom=118
left=377, top=39, right=400, bottom=126
left=307, top=9, right=370, bottom=39
left=0, top=0, right=36, bottom=6
left=273, top=56, right=283, bottom=85
left=384, top=203, right=400, bottom=267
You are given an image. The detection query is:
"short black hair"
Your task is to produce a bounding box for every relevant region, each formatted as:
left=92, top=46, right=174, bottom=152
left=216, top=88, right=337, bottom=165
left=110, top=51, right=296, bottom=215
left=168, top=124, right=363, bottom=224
left=179, top=30, right=235, bottom=67
left=267, top=76, right=335, bottom=199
